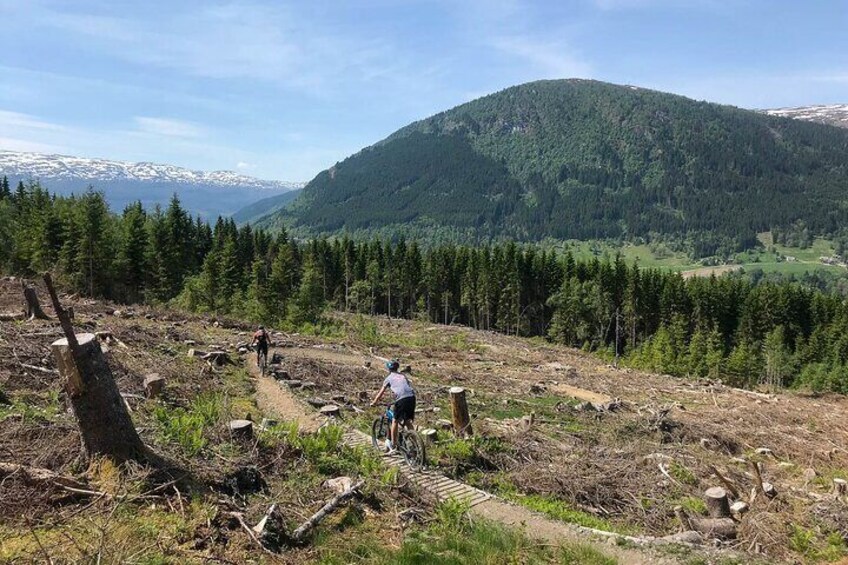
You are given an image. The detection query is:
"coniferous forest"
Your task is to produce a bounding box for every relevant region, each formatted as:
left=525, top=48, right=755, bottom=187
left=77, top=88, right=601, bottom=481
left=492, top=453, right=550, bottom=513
left=5, top=178, right=848, bottom=395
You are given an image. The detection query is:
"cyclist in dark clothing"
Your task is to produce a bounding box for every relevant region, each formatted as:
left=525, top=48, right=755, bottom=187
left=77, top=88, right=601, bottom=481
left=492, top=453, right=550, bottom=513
left=251, top=326, right=270, bottom=368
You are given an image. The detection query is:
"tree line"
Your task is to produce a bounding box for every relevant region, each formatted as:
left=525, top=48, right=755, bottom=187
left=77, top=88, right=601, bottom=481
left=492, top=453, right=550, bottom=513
left=4, top=179, right=848, bottom=393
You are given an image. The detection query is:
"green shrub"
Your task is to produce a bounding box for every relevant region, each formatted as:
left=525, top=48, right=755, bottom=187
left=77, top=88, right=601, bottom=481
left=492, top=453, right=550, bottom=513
left=153, top=393, right=224, bottom=456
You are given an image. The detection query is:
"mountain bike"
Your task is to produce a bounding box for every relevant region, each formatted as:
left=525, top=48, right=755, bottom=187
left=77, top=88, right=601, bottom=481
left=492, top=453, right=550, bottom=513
left=249, top=344, right=268, bottom=376
left=257, top=348, right=267, bottom=376
left=371, top=404, right=426, bottom=470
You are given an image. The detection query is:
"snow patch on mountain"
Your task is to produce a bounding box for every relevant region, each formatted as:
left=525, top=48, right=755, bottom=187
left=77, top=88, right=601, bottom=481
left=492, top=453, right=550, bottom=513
left=0, top=150, right=304, bottom=190
left=763, top=104, right=848, bottom=129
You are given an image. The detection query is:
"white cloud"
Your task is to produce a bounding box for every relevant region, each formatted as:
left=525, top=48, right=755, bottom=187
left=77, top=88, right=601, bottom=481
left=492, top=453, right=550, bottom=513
left=36, top=3, right=398, bottom=94
left=491, top=36, right=592, bottom=79
left=134, top=117, right=206, bottom=138
left=0, top=136, right=68, bottom=154
left=0, top=110, right=66, bottom=132
left=236, top=161, right=254, bottom=170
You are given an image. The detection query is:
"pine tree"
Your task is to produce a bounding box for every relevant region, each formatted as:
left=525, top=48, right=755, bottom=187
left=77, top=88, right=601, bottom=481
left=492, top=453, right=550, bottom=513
left=290, top=257, right=325, bottom=325
left=0, top=176, right=10, bottom=200
left=117, top=202, right=149, bottom=302
left=75, top=189, right=113, bottom=297
left=763, top=325, right=792, bottom=391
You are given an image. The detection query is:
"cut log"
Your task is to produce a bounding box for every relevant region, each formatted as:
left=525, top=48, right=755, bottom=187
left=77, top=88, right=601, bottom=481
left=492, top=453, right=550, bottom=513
left=291, top=480, right=364, bottom=542
left=0, top=462, right=89, bottom=491
left=449, top=386, right=472, bottom=437
left=228, top=419, right=254, bottom=440
left=704, top=487, right=731, bottom=519
left=285, top=380, right=303, bottom=389
left=51, top=333, right=147, bottom=463
left=420, top=428, right=437, bottom=444
left=833, top=478, right=847, bottom=497
left=690, top=517, right=737, bottom=539
left=23, top=282, right=51, bottom=320
left=306, top=398, right=328, bottom=408
left=675, top=506, right=736, bottom=539
left=143, top=373, right=165, bottom=399
left=319, top=404, right=340, bottom=418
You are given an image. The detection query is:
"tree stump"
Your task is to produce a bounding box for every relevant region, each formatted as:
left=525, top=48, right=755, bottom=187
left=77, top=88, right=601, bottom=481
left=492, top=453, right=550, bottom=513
left=435, top=418, right=453, bottom=430
left=23, top=283, right=50, bottom=320
left=143, top=373, right=165, bottom=399
left=228, top=419, right=254, bottom=440
left=51, top=333, right=146, bottom=463
left=449, top=386, right=472, bottom=437
left=704, top=487, right=731, bottom=518
left=319, top=404, right=340, bottom=418
left=420, top=428, right=437, bottom=444
left=730, top=501, right=749, bottom=516
left=833, top=478, right=847, bottom=497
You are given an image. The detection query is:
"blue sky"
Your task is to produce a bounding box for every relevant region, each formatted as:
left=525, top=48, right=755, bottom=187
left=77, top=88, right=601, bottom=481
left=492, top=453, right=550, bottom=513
left=0, top=0, right=845, bottom=181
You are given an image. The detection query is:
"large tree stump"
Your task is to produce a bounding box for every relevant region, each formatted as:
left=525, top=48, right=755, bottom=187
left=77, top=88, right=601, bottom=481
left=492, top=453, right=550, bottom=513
left=449, top=387, right=472, bottom=436
left=704, top=487, right=731, bottom=518
left=23, top=282, right=50, bottom=320
left=51, top=333, right=146, bottom=463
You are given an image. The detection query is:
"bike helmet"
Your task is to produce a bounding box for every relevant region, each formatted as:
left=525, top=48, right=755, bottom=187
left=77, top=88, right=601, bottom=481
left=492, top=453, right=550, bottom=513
left=385, top=359, right=400, bottom=372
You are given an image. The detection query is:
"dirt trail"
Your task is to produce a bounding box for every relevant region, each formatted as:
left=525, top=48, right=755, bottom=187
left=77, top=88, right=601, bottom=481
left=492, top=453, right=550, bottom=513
left=249, top=349, right=682, bottom=565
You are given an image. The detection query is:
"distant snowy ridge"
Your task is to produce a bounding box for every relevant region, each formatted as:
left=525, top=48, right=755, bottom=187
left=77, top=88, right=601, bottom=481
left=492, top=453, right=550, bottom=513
left=763, top=104, right=848, bottom=129
left=0, top=150, right=304, bottom=191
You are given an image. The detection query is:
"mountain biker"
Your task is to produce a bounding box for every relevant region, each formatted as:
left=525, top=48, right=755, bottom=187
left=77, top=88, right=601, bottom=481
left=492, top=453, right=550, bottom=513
left=251, top=326, right=270, bottom=368
left=370, top=359, right=416, bottom=453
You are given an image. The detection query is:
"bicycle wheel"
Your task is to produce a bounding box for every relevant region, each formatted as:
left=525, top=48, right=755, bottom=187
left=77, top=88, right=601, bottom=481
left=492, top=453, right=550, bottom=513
left=400, top=429, right=426, bottom=470
left=371, top=417, right=388, bottom=450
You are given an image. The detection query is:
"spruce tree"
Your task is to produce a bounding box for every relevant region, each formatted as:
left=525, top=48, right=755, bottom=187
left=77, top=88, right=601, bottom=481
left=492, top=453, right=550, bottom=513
left=290, top=257, right=325, bottom=325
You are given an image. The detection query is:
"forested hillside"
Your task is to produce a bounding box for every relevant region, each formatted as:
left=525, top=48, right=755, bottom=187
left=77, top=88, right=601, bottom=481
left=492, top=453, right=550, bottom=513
left=5, top=180, right=848, bottom=395
left=231, top=188, right=302, bottom=225
left=267, top=80, right=848, bottom=253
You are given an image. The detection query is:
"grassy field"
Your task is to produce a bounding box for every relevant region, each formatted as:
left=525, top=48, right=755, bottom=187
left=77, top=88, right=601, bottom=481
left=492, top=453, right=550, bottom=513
left=550, top=235, right=847, bottom=278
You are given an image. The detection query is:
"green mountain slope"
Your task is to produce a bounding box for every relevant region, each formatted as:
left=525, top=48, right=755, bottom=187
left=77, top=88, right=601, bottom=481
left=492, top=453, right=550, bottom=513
left=269, top=79, right=848, bottom=245
left=231, top=188, right=301, bottom=224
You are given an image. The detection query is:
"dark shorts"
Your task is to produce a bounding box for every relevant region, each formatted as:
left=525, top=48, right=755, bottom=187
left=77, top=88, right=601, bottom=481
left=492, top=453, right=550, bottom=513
left=393, top=396, right=416, bottom=422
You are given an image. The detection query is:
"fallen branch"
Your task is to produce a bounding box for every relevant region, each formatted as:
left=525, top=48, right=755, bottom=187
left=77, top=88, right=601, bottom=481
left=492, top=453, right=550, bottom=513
left=20, top=363, right=57, bottom=375
left=226, top=511, right=276, bottom=555
left=658, top=462, right=681, bottom=487
left=0, top=462, right=89, bottom=491
left=292, top=480, right=365, bottom=542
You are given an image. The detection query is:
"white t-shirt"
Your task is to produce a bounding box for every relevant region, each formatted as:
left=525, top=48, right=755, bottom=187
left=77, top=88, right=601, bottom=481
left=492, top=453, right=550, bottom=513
left=383, top=372, right=415, bottom=401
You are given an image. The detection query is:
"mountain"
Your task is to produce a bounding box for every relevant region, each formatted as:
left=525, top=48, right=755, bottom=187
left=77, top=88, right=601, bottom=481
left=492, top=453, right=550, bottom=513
left=763, top=104, right=848, bottom=129
left=0, top=150, right=304, bottom=218
left=231, top=188, right=302, bottom=225
left=263, top=79, right=848, bottom=251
